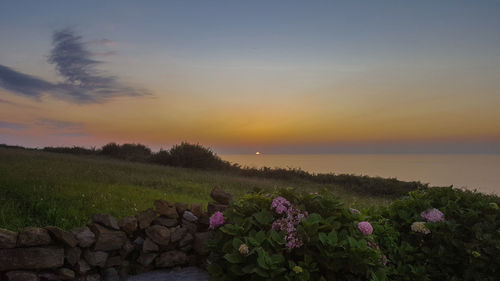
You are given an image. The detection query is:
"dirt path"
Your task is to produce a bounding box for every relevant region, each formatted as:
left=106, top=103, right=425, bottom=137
left=126, top=267, right=209, bottom=281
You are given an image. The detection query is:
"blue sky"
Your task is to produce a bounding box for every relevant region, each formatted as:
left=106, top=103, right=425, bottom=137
left=0, top=1, right=499, bottom=153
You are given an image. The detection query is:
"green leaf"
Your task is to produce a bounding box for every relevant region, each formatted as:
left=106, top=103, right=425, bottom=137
left=253, top=210, right=274, bottom=225
left=220, top=224, right=240, bottom=236
left=255, top=230, right=266, bottom=243
left=224, top=253, right=245, bottom=264
left=232, top=238, right=243, bottom=250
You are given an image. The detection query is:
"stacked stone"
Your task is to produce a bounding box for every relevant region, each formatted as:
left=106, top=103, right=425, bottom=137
left=207, top=188, right=232, bottom=215
left=0, top=189, right=227, bottom=281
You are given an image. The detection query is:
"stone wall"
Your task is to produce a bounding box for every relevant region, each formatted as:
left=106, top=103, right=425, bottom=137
left=0, top=188, right=233, bottom=281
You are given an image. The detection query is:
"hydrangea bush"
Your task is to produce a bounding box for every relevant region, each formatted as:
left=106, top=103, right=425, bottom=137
left=207, top=187, right=499, bottom=281
left=207, top=189, right=388, bottom=281
left=373, top=187, right=500, bottom=281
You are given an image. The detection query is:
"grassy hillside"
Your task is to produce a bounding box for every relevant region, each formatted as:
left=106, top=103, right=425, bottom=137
left=0, top=147, right=392, bottom=231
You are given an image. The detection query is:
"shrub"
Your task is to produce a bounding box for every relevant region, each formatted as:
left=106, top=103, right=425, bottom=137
left=100, top=142, right=152, bottom=162
left=168, top=142, right=232, bottom=169
left=207, top=189, right=388, bottom=281
left=374, top=187, right=500, bottom=281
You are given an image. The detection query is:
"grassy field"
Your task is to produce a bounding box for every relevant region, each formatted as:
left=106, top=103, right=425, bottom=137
left=0, top=147, right=392, bottom=231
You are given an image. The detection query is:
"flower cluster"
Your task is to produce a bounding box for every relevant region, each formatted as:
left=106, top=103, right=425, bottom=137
left=410, top=221, right=431, bottom=234
left=209, top=211, right=225, bottom=229
left=357, top=221, right=373, bottom=236
left=270, top=196, right=291, bottom=214
left=420, top=208, right=445, bottom=222
left=271, top=197, right=308, bottom=249
left=238, top=243, right=249, bottom=255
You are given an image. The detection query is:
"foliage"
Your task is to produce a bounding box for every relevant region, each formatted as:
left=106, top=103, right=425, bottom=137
left=167, top=142, right=233, bottom=169
left=207, top=189, right=388, bottom=281
left=43, top=146, right=98, bottom=155
left=373, top=187, right=500, bottom=281
left=100, top=142, right=152, bottom=162
left=237, top=167, right=425, bottom=198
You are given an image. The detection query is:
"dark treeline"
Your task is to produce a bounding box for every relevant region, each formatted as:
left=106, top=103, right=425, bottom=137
left=1, top=142, right=427, bottom=197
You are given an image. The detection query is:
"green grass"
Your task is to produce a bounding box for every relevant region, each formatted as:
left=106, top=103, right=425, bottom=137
left=0, top=147, right=391, bottom=231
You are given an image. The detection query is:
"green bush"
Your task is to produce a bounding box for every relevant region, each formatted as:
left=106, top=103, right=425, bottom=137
left=207, top=187, right=500, bottom=281
left=207, top=189, right=388, bottom=281
left=374, top=187, right=500, bottom=281
left=168, top=142, right=232, bottom=169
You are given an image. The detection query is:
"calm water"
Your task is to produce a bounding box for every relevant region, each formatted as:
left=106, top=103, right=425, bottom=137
left=220, top=154, right=500, bottom=195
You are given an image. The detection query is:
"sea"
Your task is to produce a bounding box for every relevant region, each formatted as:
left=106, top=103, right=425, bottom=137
left=219, top=154, right=500, bottom=195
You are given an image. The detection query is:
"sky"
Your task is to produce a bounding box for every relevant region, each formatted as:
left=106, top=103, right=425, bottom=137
left=0, top=0, right=499, bottom=154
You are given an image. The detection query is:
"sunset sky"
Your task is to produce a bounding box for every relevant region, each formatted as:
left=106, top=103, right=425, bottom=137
left=1, top=0, right=499, bottom=153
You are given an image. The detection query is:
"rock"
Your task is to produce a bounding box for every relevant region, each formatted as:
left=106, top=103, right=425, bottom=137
left=0, top=228, right=18, bottom=248
left=155, top=251, right=187, bottom=268
left=179, top=233, right=193, bottom=247
left=182, top=211, right=198, bottom=222
left=5, top=271, right=39, bottom=281
left=65, top=247, right=81, bottom=266
left=74, top=259, right=91, bottom=275
left=38, top=272, right=58, bottom=281
left=210, top=188, right=232, bottom=205
left=154, top=200, right=178, bottom=219
left=17, top=227, right=52, bottom=247
left=71, top=227, right=96, bottom=248
left=56, top=268, right=75, bottom=280
left=180, top=245, right=192, bottom=252
left=105, top=255, right=122, bottom=267
left=207, top=202, right=228, bottom=215
left=198, top=213, right=210, bottom=226
left=145, top=225, right=170, bottom=246
left=181, top=220, right=197, bottom=234
left=170, top=227, right=188, bottom=243
left=174, top=203, right=188, bottom=217
left=92, top=214, right=119, bottom=230
left=137, top=209, right=157, bottom=229
left=133, top=237, right=144, bottom=246
left=142, top=238, right=159, bottom=253
left=88, top=223, right=126, bottom=251
left=190, top=203, right=203, bottom=218
left=103, top=268, right=119, bottom=281
left=152, top=217, right=178, bottom=227
left=193, top=232, right=211, bottom=255
left=83, top=249, right=108, bottom=268
left=86, top=274, right=101, bottom=281
left=0, top=247, right=64, bottom=271
left=45, top=226, right=78, bottom=248
left=118, top=260, right=130, bottom=279
left=118, top=216, right=137, bottom=235
left=120, top=240, right=135, bottom=258
left=136, top=252, right=157, bottom=267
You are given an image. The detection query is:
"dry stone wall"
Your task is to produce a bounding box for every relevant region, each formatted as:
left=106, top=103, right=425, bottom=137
left=0, top=188, right=233, bottom=281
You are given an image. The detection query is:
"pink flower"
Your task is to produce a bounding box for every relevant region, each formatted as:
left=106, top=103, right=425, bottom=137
left=358, top=221, right=373, bottom=236
left=209, top=211, right=225, bottom=229
left=270, top=196, right=291, bottom=214
left=420, top=208, right=445, bottom=222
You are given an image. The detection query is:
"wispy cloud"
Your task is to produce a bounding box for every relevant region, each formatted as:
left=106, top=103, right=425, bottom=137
left=36, top=118, right=83, bottom=130
left=0, top=121, right=27, bottom=130
left=0, top=28, right=148, bottom=104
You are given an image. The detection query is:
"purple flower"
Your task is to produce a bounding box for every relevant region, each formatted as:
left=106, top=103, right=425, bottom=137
left=270, top=196, right=291, bottom=214
left=358, top=221, right=373, bottom=236
left=270, top=199, right=307, bottom=249
left=209, top=211, right=225, bottom=229
left=420, top=208, right=445, bottom=222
